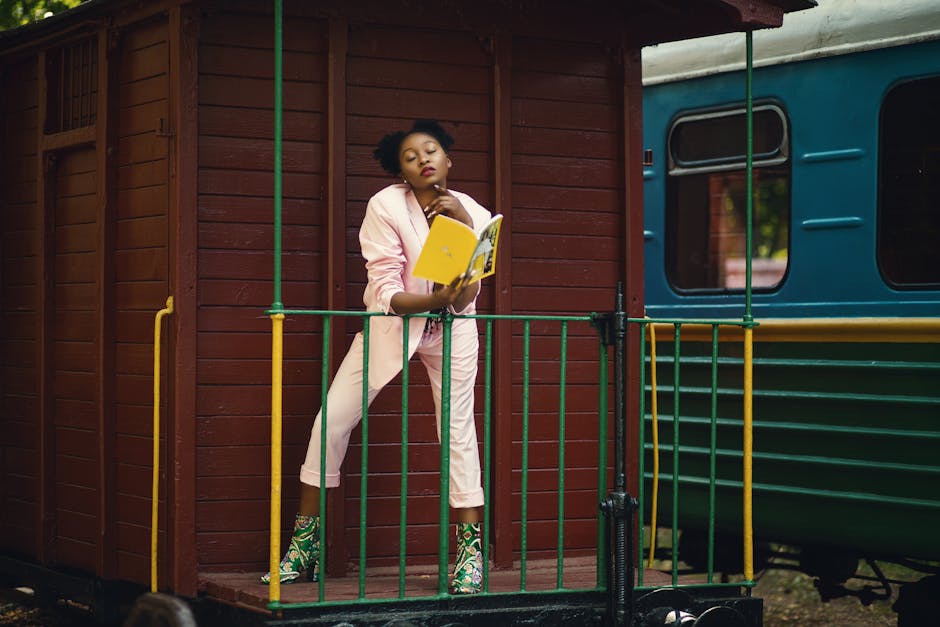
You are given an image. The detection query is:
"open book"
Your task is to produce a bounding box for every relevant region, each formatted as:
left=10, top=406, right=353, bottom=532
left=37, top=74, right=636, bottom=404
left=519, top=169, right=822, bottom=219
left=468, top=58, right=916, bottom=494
left=412, top=214, right=503, bottom=286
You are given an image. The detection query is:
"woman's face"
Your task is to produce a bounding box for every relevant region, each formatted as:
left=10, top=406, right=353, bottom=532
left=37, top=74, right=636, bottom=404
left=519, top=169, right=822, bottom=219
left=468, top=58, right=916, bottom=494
left=399, top=132, right=451, bottom=191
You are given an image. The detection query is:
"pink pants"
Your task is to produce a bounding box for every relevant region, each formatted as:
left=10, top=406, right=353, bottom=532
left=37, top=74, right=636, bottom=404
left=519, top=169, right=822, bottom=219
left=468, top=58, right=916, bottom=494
left=299, top=317, right=484, bottom=509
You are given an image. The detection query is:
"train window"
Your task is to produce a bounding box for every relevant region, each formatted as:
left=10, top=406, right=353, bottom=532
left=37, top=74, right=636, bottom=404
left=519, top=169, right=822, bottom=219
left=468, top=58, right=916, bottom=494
left=665, top=105, right=790, bottom=291
left=669, top=107, right=787, bottom=171
left=878, top=77, right=940, bottom=288
left=45, top=37, right=98, bottom=134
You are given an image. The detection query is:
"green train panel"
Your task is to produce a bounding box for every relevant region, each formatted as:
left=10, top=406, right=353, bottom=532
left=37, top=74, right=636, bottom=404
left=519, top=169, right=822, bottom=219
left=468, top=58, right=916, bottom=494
left=642, top=333, right=940, bottom=563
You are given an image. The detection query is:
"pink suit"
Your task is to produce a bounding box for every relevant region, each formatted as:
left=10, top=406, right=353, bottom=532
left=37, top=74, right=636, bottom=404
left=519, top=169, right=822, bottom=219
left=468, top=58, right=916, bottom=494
left=300, top=183, right=490, bottom=509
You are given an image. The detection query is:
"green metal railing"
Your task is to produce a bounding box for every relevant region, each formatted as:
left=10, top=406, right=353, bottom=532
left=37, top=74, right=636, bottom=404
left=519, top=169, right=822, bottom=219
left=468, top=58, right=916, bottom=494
left=264, top=308, right=759, bottom=612
left=263, top=1, right=761, bottom=617
left=266, top=309, right=610, bottom=610
left=635, top=319, right=758, bottom=592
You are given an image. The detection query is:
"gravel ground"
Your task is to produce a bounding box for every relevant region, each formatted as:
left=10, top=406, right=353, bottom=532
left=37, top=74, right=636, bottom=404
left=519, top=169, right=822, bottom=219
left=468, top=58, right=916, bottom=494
left=755, top=567, right=900, bottom=626
left=0, top=589, right=98, bottom=627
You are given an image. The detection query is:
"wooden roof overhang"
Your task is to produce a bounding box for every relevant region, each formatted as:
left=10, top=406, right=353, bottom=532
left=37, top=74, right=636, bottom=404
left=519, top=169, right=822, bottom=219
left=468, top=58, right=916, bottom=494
left=0, top=0, right=817, bottom=56
left=626, top=0, right=818, bottom=47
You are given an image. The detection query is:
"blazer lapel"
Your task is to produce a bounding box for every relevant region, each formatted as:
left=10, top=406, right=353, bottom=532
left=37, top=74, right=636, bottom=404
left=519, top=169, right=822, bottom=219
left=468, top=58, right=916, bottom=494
left=405, top=189, right=430, bottom=243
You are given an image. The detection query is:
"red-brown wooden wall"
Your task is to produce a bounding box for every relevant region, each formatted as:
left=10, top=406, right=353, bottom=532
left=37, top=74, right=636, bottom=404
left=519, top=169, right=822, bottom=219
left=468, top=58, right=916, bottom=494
left=191, top=1, right=629, bottom=576
left=113, top=17, right=172, bottom=584
left=0, top=9, right=175, bottom=587
left=1, top=0, right=794, bottom=599
left=1, top=57, right=41, bottom=560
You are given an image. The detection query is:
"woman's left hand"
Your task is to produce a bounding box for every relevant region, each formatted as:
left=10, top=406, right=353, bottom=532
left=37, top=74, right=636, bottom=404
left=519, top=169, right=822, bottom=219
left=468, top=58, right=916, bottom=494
left=424, top=184, right=472, bottom=226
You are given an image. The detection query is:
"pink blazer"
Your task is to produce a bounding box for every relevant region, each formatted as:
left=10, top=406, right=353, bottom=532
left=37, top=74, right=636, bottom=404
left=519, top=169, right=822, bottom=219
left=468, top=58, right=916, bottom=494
left=359, top=183, right=491, bottom=388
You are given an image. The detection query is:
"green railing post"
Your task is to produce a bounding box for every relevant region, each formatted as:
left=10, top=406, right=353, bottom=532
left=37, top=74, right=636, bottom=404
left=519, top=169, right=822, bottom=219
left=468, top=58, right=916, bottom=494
left=399, top=317, right=411, bottom=598
left=637, top=322, right=647, bottom=588
left=597, top=340, right=609, bottom=588
left=520, top=319, right=531, bottom=591
left=671, top=323, right=681, bottom=586
left=483, top=319, right=494, bottom=592
left=745, top=30, right=754, bottom=325
left=438, top=311, right=453, bottom=595
left=359, top=319, right=370, bottom=598
left=317, top=317, right=330, bottom=602
left=556, top=321, right=568, bottom=589
left=271, top=0, right=282, bottom=311
left=708, top=325, right=720, bottom=583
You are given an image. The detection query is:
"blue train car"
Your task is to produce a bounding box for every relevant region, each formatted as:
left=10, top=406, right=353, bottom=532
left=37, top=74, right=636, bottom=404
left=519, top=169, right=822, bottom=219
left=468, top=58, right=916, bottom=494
left=641, top=0, right=940, bottom=621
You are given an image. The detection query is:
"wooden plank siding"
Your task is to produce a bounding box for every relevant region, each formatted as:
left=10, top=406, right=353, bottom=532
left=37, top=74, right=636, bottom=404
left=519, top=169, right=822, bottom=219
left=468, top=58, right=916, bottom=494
left=0, top=13, right=173, bottom=588
left=507, top=34, right=622, bottom=559
left=340, top=17, right=497, bottom=569
left=0, top=58, right=42, bottom=559
left=49, top=144, right=100, bottom=573
left=113, top=16, right=172, bottom=585
left=196, top=6, right=329, bottom=572
left=193, top=1, right=627, bottom=576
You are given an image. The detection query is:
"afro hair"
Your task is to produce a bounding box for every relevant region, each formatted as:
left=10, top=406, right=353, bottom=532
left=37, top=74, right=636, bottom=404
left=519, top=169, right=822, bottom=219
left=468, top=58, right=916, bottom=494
left=373, top=119, right=455, bottom=176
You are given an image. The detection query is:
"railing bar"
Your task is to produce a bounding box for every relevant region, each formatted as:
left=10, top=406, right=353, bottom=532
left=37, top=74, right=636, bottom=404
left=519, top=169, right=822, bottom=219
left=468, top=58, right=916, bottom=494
left=270, top=310, right=593, bottom=321
left=521, top=320, right=531, bottom=591
left=596, top=341, right=609, bottom=587
left=317, top=316, right=330, bottom=602
left=708, top=324, right=719, bottom=583
left=636, top=323, right=647, bottom=588
left=642, top=384, right=940, bottom=406
left=438, top=314, right=453, bottom=595
left=359, top=320, right=370, bottom=599
left=671, top=323, right=681, bottom=586
left=269, top=310, right=756, bottom=327
left=651, top=356, right=940, bottom=371
left=556, top=321, right=568, bottom=589
left=269, top=586, right=609, bottom=611
left=483, top=320, right=494, bottom=593
left=399, top=317, right=411, bottom=598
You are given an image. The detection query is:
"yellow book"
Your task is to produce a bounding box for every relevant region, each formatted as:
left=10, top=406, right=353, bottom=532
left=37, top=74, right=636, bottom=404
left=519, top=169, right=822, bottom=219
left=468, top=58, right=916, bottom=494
left=412, top=214, right=503, bottom=285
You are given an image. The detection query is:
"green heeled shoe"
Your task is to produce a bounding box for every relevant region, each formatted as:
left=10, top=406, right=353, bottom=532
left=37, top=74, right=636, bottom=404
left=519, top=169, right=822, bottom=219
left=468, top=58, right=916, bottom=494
left=261, top=513, right=320, bottom=584
left=450, top=522, right=483, bottom=594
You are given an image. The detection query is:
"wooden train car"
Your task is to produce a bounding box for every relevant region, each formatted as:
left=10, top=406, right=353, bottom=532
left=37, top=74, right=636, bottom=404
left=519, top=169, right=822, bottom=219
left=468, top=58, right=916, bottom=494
left=0, top=0, right=812, bottom=623
left=641, top=0, right=940, bottom=621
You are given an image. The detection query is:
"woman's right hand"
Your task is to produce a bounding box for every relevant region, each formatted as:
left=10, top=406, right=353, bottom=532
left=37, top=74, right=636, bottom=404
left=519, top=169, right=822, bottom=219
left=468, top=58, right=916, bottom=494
left=390, top=271, right=479, bottom=315
left=433, top=272, right=475, bottom=307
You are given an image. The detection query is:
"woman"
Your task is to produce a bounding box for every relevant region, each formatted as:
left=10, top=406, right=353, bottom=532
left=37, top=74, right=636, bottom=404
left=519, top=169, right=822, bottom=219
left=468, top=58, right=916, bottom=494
left=262, top=120, right=489, bottom=595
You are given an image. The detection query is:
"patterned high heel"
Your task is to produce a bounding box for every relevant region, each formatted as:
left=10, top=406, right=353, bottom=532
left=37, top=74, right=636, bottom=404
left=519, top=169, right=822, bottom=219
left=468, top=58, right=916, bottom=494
left=450, top=522, right=483, bottom=594
left=260, top=513, right=320, bottom=584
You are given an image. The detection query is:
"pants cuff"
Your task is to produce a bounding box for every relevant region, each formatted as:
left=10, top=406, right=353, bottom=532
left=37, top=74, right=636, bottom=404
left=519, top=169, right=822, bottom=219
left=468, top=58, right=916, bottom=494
left=449, top=487, right=485, bottom=509
left=300, top=465, right=341, bottom=489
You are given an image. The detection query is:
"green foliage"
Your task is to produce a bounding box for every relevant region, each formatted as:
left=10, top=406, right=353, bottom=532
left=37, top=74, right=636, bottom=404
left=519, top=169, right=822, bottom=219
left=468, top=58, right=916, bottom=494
left=0, top=0, right=83, bottom=30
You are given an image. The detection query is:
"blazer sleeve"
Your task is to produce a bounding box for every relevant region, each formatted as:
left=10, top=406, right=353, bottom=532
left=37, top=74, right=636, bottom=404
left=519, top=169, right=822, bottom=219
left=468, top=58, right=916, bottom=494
left=359, top=195, right=407, bottom=315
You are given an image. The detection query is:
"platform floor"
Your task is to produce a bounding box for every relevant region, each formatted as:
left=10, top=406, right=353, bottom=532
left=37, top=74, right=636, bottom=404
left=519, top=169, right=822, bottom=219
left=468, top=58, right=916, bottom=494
left=199, top=555, right=690, bottom=613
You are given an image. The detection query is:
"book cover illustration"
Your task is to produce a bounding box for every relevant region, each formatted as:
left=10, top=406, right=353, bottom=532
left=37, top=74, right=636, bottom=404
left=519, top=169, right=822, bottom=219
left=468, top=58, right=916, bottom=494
left=412, top=214, right=503, bottom=286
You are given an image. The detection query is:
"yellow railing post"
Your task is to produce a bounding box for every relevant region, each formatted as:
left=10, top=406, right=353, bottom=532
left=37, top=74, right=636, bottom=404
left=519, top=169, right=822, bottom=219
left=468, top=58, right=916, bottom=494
left=151, top=296, right=174, bottom=593
left=269, top=313, right=285, bottom=603
left=743, top=326, right=754, bottom=582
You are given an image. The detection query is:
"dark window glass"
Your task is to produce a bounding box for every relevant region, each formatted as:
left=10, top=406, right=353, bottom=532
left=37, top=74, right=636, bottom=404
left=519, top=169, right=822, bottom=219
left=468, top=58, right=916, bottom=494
left=45, top=37, right=98, bottom=134
left=670, top=107, right=786, bottom=170
left=878, top=77, right=940, bottom=288
left=665, top=107, right=790, bottom=291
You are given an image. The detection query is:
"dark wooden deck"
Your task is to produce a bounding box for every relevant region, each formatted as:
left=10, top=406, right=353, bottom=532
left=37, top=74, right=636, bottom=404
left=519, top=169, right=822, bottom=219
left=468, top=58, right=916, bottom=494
left=199, top=555, right=687, bottom=613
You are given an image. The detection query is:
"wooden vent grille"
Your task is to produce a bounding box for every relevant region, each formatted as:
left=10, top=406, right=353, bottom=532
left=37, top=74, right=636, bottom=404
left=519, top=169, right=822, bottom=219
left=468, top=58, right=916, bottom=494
left=45, top=37, right=98, bottom=134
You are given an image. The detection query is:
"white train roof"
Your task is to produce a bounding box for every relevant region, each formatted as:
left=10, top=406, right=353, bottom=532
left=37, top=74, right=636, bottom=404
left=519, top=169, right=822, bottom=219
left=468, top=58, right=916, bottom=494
left=642, top=0, right=940, bottom=85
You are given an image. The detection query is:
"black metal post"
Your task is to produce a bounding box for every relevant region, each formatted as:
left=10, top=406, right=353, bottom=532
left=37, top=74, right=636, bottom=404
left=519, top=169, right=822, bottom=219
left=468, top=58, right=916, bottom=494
left=597, top=283, right=637, bottom=627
